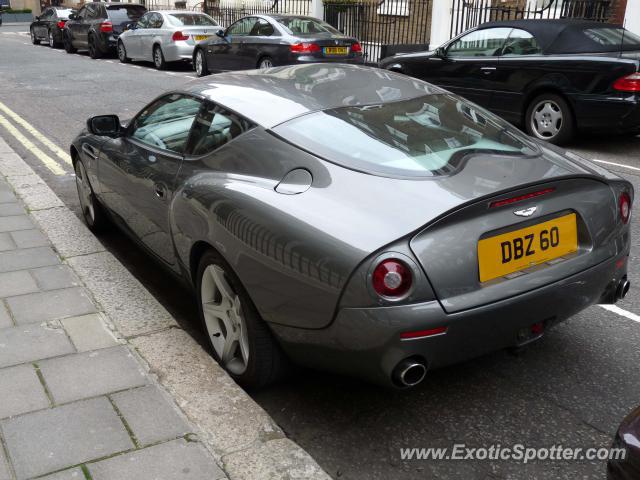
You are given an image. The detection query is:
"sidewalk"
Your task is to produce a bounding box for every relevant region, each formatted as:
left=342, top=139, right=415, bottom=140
left=0, top=136, right=329, bottom=479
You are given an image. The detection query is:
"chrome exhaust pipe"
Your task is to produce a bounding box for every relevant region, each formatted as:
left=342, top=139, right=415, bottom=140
left=616, top=279, right=631, bottom=301
left=392, top=359, right=427, bottom=388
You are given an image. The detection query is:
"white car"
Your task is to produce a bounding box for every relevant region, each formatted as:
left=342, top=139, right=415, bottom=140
left=117, top=10, right=220, bottom=69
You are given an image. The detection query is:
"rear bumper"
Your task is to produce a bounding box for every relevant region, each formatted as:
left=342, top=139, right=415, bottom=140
left=571, top=93, right=640, bottom=134
left=271, top=252, right=629, bottom=387
left=161, top=42, right=195, bottom=63
left=289, top=54, right=365, bottom=65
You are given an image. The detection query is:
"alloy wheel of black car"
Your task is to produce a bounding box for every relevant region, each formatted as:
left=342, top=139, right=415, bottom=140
left=153, top=45, right=166, bottom=70
left=196, top=250, right=289, bottom=389
left=194, top=49, right=208, bottom=77
left=525, top=93, right=575, bottom=145
left=74, top=160, right=108, bottom=232
left=63, top=32, right=76, bottom=53
left=258, top=57, right=274, bottom=69
left=88, top=35, right=102, bottom=59
left=30, top=29, right=40, bottom=45
left=117, top=41, right=130, bottom=63
left=48, top=30, right=56, bottom=48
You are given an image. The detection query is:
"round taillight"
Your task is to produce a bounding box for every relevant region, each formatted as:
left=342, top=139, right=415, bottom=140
left=620, top=192, right=631, bottom=224
left=372, top=259, right=412, bottom=298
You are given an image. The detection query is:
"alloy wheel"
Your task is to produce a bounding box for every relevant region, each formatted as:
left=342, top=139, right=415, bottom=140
left=195, top=51, right=204, bottom=76
left=154, top=47, right=163, bottom=69
left=259, top=58, right=273, bottom=69
left=49, top=31, right=54, bottom=47
left=200, top=264, right=250, bottom=375
left=118, top=42, right=126, bottom=62
left=530, top=100, right=563, bottom=139
left=74, top=161, right=95, bottom=225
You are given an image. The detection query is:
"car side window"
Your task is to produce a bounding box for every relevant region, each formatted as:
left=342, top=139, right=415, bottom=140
left=130, top=94, right=202, bottom=154
left=188, top=102, right=253, bottom=156
left=41, top=9, right=53, bottom=19
left=446, top=28, right=512, bottom=57
left=502, top=28, right=542, bottom=56
left=85, top=5, right=98, bottom=20
left=150, top=12, right=163, bottom=28
left=250, top=18, right=274, bottom=37
left=76, top=6, right=86, bottom=20
left=227, top=17, right=258, bottom=37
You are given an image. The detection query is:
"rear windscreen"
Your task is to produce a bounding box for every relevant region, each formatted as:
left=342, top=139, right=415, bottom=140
left=106, top=5, right=146, bottom=22
left=275, top=17, right=340, bottom=36
left=56, top=8, right=74, bottom=18
left=273, top=94, right=540, bottom=178
left=583, top=27, right=640, bottom=49
left=167, top=13, right=218, bottom=26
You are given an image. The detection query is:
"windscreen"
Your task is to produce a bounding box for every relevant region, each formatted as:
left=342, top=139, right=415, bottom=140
left=106, top=5, right=146, bottom=22
left=275, top=17, right=340, bottom=35
left=273, top=94, right=540, bottom=178
left=167, top=13, right=218, bottom=26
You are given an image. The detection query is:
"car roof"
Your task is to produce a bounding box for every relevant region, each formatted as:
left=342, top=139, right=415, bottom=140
left=155, top=10, right=209, bottom=15
left=476, top=19, right=626, bottom=54
left=182, top=64, right=444, bottom=128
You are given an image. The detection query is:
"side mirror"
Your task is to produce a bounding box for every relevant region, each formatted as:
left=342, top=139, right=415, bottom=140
left=215, top=28, right=225, bottom=38
left=87, top=115, right=121, bottom=137
left=35, top=16, right=40, bottom=20
left=68, top=13, right=77, bottom=20
left=126, top=22, right=137, bottom=30
left=435, top=46, right=446, bottom=58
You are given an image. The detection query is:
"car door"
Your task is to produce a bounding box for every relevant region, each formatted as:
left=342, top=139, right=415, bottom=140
left=414, top=27, right=512, bottom=108
left=124, top=12, right=148, bottom=59
left=242, top=18, right=276, bottom=68
left=35, top=8, right=51, bottom=38
left=77, top=4, right=96, bottom=48
left=206, top=17, right=257, bottom=71
left=488, top=28, right=544, bottom=125
left=140, top=12, right=163, bottom=60
left=97, top=93, right=202, bottom=268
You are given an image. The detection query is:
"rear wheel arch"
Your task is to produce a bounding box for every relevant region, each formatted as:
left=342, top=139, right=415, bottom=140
left=70, top=146, right=79, bottom=168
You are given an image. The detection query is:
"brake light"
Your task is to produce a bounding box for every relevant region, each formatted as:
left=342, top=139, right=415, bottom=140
left=372, top=259, right=412, bottom=298
left=57, top=20, right=66, bottom=29
left=172, top=31, right=189, bottom=42
left=99, top=21, right=113, bottom=33
left=619, top=192, right=631, bottom=224
left=290, top=42, right=320, bottom=54
left=400, top=326, right=447, bottom=340
left=351, top=42, right=362, bottom=53
left=489, top=187, right=555, bottom=208
left=613, top=73, right=640, bottom=92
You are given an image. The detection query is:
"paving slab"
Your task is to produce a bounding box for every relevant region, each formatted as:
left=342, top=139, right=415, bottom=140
left=0, top=203, right=25, bottom=217
left=6, top=287, right=96, bottom=325
left=60, top=314, right=118, bottom=352
left=0, top=443, right=11, bottom=480
left=0, top=151, right=36, bottom=177
left=38, top=346, right=148, bottom=404
left=0, top=233, right=15, bottom=252
left=9, top=229, right=49, bottom=249
left=0, top=303, right=11, bottom=329
left=222, top=438, right=331, bottom=480
left=68, top=252, right=177, bottom=337
left=0, top=215, right=33, bottom=233
left=38, top=468, right=85, bottom=480
left=30, top=265, right=80, bottom=291
left=0, top=246, right=59, bottom=273
left=0, top=324, right=75, bottom=368
left=0, top=363, right=50, bottom=419
left=111, top=385, right=191, bottom=446
left=1, top=396, right=133, bottom=480
left=31, top=207, right=105, bottom=258
left=88, top=439, right=227, bottom=480
left=10, top=178, right=64, bottom=211
left=0, top=270, right=39, bottom=298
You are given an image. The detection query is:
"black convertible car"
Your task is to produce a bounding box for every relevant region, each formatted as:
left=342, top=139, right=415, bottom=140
left=380, top=20, right=640, bottom=144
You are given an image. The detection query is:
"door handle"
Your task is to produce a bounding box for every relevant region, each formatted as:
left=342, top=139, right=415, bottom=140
left=154, top=183, right=166, bottom=199
left=480, top=66, right=496, bottom=74
left=82, top=143, right=98, bottom=160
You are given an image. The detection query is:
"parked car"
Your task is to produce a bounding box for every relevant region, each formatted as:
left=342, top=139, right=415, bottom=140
left=71, top=64, right=632, bottom=389
left=193, top=14, right=364, bottom=76
left=30, top=6, right=75, bottom=48
left=117, top=10, right=219, bottom=69
left=608, top=405, right=640, bottom=479
left=63, top=2, right=146, bottom=58
left=380, top=19, right=640, bottom=145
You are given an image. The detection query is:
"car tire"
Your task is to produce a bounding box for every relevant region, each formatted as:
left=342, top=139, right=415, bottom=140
left=74, top=159, right=109, bottom=232
left=30, top=28, right=40, bottom=45
left=48, top=29, right=58, bottom=48
left=194, top=48, right=208, bottom=77
left=88, top=34, right=102, bottom=59
left=525, top=93, right=574, bottom=145
left=117, top=41, right=130, bottom=63
left=196, top=250, right=290, bottom=389
left=153, top=45, right=166, bottom=70
left=258, top=56, right=274, bottom=69
left=63, top=32, right=77, bottom=53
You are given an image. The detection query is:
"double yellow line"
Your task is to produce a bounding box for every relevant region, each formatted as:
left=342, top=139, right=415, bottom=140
left=0, top=101, right=71, bottom=176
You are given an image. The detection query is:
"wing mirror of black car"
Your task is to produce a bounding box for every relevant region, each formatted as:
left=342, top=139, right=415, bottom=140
left=87, top=115, right=121, bottom=138
left=68, top=13, right=77, bottom=20
left=434, top=46, right=446, bottom=58
left=215, top=28, right=225, bottom=38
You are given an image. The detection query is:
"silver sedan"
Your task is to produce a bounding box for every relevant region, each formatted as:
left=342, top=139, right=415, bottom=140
left=117, top=10, right=220, bottom=69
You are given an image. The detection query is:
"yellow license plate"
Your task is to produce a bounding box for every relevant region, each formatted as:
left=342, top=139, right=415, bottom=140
left=324, top=46, right=348, bottom=55
left=477, top=213, right=578, bottom=282
left=194, top=35, right=210, bottom=41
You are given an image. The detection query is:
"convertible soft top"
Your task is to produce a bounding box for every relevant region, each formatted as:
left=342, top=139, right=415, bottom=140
left=477, top=19, right=638, bottom=54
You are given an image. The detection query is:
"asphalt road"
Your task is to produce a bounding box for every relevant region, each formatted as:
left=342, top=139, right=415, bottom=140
left=2, top=24, right=640, bottom=479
